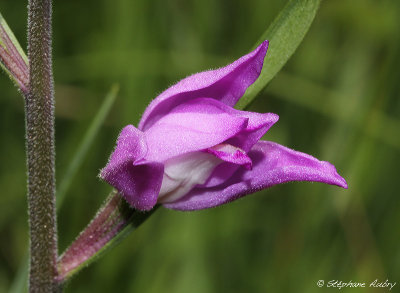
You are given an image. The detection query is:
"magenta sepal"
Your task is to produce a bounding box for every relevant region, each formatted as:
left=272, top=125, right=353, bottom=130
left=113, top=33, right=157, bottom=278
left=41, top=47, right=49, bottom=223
left=100, top=41, right=347, bottom=211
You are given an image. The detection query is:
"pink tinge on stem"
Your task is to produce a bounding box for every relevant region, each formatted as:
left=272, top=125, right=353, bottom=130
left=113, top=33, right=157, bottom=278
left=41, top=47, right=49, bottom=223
left=0, top=24, right=29, bottom=92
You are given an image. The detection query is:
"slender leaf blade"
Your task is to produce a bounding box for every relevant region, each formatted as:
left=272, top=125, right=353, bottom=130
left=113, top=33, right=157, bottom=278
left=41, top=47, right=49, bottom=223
left=236, top=0, right=321, bottom=109
left=0, top=11, right=28, bottom=91
left=0, top=12, right=27, bottom=63
left=57, top=84, right=119, bottom=209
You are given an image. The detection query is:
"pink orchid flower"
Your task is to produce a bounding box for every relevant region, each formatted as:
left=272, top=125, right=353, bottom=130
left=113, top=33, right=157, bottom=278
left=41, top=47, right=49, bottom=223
left=100, top=41, right=347, bottom=211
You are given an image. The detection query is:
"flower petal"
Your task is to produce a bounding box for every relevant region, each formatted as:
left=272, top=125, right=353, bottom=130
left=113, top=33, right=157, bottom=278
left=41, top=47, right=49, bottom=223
left=206, top=144, right=252, bottom=170
left=203, top=110, right=279, bottom=188
left=164, top=141, right=348, bottom=211
left=100, top=125, right=164, bottom=211
left=158, top=152, right=221, bottom=203
left=144, top=98, right=249, bottom=162
left=159, top=144, right=256, bottom=204
left=139, top=41, right=269, bottom=130
left=225, top=112, right=279, bottom=152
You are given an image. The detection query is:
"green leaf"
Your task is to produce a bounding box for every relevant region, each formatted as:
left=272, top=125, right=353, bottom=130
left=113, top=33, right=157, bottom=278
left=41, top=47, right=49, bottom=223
left=56, top=84, right=119, bottom=209
left=0, top=13, right=27, bottom=62
left=0, top=12, right=27, bottom=63
left=0, top=11, right=29, bottom=91
left=236, top=0, right=321, bottom=110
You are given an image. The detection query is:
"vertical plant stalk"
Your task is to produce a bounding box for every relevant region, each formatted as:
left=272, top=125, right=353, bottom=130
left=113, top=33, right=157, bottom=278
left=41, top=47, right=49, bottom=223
left=26, top=0, right=59, bottom=292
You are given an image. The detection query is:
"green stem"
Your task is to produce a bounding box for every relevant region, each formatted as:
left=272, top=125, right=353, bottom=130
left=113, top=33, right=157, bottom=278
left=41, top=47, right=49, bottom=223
left=57, top=191, right=158, bottom=282
left=26, top=0, right=59, bottom=292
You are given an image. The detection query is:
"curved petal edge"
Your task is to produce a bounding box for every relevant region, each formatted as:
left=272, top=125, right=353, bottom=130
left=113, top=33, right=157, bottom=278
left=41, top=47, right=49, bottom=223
left=164, top=141, right=347, bottom=211
left=99, top=125, right=164, bottom=210
left=139, top=40, right=269, bottom=130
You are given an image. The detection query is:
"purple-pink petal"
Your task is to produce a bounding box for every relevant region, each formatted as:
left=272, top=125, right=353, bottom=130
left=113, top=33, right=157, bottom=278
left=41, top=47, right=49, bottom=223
left=202, top=110, right=279, bottom=188
left=144, top=98, right=249, bottom=162
left=206, top=144, right=253, bottom=170
left=100, top=125, right=147, bottom=175
left=164, top=141, right=347, bottom=211
left=100, top=41, right=348, bottom=212
left=100, top=125, right=164, bottom=210
left=225, top=111, right=279, bottom=152
left=139, top=41, right=269, bottom=131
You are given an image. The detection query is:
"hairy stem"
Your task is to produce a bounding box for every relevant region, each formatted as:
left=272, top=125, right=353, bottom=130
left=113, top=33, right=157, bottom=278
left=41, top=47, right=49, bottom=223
left=57, top=191, right=158, bottom=282
left=26, top=0, right=59, bottom=291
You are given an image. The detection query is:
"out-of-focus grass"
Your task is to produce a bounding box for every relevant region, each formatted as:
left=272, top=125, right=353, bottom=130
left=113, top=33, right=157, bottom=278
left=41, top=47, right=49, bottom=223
left=0, top=0, right=399, bottom=292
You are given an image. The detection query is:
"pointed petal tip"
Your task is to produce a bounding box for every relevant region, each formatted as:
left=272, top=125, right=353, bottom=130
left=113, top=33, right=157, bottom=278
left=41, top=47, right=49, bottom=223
left=270, top=112, right=279, bottom=123
left=255, top=40, right=269, bottom=59
left=254, top=40, right=269, bottom=66
left=164, top=142, right=348, bottom=211
left=336, top=174, right=348, bottom=189
left=260, top=40, right=269, bottom=50
left=139, top=40, right=271, bottom=130
left=322, top=161, right=348, bottom=189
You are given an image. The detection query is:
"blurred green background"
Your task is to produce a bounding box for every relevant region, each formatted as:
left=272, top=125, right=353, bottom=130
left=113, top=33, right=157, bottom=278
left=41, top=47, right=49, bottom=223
left=1, top=0, right=399, bottom=292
